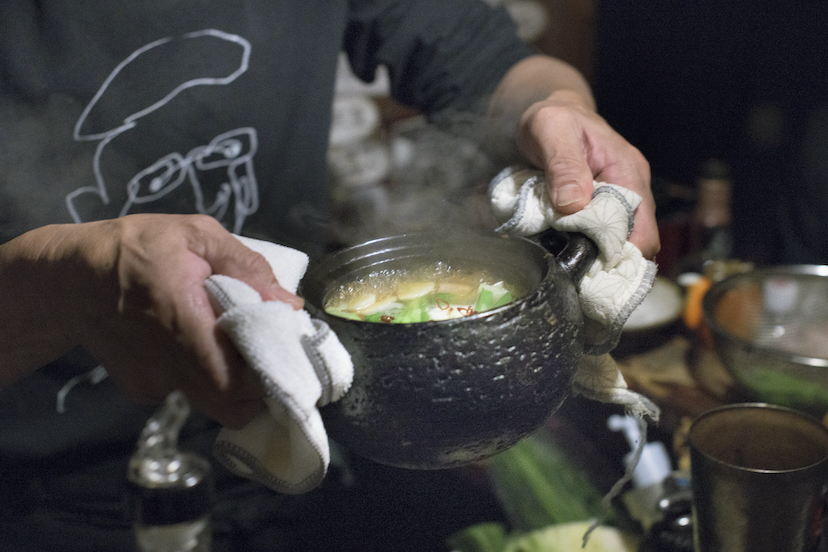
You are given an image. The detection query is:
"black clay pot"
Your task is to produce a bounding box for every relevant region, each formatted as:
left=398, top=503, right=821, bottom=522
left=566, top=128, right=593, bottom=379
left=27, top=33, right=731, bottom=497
left=301, top=230, right=597, bottom=469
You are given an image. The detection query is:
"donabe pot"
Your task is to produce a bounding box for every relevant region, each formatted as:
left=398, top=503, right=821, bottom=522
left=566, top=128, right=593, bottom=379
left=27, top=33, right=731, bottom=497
left=301, top=230, right=596, bottom=469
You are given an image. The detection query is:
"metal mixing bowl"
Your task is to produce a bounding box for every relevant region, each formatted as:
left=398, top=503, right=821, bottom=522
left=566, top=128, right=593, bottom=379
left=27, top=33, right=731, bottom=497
left=702, top=265, right=828, bottom=415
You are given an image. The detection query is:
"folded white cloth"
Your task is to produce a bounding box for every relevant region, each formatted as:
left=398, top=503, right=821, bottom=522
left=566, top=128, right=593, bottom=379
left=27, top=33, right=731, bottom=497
left=490, top=166, right=658, bottom=355
left=205, top=236, right=353, bottom=494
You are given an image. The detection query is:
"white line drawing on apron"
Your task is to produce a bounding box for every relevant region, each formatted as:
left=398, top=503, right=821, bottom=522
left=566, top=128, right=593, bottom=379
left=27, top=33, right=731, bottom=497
left=66, top=29, right=259, bottom=233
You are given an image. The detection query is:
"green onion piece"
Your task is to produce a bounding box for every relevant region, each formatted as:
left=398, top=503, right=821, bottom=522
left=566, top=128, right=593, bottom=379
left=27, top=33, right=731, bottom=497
left=397, top=295, right=422, bottom=323
left=475, top=288, right=495, bottom=313
left=325, top=308, right=362, bottom=321
left=493, top=291, right=514, bottom=309
left=420, top=302, right=431, bottom=322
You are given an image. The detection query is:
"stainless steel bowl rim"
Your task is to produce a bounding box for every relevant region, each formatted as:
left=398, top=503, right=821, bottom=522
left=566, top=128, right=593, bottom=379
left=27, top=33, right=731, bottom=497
left=702, top=264, right=828, bottom=368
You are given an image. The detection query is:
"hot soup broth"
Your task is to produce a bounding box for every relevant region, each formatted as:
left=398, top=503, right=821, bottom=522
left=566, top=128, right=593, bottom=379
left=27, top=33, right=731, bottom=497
left=323, top=263, right=524, bottom=323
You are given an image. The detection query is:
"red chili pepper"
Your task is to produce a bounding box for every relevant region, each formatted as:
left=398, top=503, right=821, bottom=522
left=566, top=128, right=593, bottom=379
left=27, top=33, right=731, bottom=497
left=436, top=298, right=451, bottom=310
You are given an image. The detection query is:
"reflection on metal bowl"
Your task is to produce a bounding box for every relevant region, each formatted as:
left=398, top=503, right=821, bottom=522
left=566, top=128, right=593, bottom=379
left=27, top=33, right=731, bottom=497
left=702, top=265, right=828, bottom=415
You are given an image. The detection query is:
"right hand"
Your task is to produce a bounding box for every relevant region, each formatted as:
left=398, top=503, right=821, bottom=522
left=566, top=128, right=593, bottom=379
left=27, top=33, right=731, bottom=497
left=1, top=214, right=301, bottom=429
left=516, top=90, right=659, bottom=260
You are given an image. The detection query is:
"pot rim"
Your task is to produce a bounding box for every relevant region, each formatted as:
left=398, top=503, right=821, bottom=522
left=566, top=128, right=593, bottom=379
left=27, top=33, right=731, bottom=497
left=302, top=230, right=554, bottom=327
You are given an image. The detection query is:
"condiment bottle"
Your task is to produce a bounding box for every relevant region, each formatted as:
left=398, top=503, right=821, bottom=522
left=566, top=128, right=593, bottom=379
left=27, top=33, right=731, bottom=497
left=689, top=158, right=733, bottom=266
left=678, top=159, right=736, bottom=335
left=127, top=391, right=214, bottom=552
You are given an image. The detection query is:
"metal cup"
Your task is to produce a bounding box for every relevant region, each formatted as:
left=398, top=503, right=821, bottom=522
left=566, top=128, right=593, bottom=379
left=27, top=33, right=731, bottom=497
left=689, top=403, right=828, bottom=552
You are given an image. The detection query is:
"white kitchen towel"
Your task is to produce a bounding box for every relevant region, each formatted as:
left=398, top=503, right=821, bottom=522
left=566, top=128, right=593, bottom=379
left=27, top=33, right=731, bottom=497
left=489, top=166, right=659, bottom=417
left=205, top=236, right=353, bottom=494
left=490, top=166, right=658, bottom=356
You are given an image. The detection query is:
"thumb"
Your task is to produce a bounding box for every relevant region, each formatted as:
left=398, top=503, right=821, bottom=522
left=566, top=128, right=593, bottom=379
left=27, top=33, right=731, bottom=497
left=202, top=231, right=304, bottom=310
left=262, top=280, right=305, bottom=309
left=545, top=149, right=594, bottom=215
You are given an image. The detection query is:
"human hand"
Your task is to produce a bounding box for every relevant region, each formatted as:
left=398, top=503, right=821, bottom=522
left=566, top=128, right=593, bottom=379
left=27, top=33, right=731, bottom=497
left=515, top=90, right=659, bottom=259
left=59, top=214, right=301, bottom=429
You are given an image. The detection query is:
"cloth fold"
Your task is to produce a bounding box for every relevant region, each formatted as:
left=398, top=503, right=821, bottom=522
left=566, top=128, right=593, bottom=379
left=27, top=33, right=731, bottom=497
left=490, top=165, right=658, bottom=356
left=488, top=166, right=658, bottom=418
left=205, top=236, right=353, bottom=494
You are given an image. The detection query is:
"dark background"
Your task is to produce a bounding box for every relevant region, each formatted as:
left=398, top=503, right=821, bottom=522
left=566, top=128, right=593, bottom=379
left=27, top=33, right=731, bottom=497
left=536, top=0, right=828, bottom=265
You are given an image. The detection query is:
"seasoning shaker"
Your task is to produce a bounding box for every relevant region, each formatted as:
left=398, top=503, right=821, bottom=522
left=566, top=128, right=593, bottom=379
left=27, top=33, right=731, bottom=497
left=127, top=391, right=214, bottom=552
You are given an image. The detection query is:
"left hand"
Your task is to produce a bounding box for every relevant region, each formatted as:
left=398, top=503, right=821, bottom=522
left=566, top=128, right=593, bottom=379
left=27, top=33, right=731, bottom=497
left=516, top=89, right=659, bottom=259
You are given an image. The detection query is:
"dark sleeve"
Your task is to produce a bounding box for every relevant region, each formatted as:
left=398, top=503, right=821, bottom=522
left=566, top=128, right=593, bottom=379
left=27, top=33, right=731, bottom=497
left=344, top=0, right=533, bottom=114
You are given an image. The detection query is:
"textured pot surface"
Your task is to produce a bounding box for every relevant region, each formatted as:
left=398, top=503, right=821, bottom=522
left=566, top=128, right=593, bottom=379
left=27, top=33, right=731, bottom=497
left=301, top=231, right=587, bottom=468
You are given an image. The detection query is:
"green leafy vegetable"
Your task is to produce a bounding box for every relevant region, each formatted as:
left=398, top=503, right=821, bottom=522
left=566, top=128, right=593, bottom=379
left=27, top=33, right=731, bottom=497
left=487, top=433, right=610, bottom=530
left=475, top=288, right=495, bottom=313
left=446, top=523, right=508, bottom=552
left=493, top=292, right=514, bottom=309
left=326, top=280, right=517, bottom=323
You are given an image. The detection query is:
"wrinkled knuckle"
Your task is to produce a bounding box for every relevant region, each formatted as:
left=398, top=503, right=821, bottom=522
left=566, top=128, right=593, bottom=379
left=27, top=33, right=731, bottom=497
left=633, top=146, right=649, bottom=170
left=548, top=156, right=585, bottom=183
left=534, top=103, right=575, bottom=128
left=522, top=102, right=567, bottom=132
left=637, top=152, right=651, bottom=179
left=188, top=213, right=224, bottom=235
left=231, top=248, right=271, bottom=281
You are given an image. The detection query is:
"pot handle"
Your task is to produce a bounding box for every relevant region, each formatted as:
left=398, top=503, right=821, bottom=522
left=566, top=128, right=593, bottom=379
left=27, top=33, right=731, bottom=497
left=536, top=229, right=599, bottom=283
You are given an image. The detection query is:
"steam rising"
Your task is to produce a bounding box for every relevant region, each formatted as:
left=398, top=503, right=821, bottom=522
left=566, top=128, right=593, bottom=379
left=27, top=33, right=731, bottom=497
left=327, top=99, right=521, bottom=247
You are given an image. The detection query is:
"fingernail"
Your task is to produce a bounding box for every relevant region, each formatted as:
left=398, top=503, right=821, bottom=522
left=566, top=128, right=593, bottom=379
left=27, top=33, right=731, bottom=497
left=269, top=287, right=305, bottom=310
left=555, top=184, right=582, bottom=208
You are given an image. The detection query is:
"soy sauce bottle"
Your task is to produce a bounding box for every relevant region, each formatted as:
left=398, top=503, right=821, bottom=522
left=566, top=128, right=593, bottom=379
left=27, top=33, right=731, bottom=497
left=127, top=391, right=214, bottom=552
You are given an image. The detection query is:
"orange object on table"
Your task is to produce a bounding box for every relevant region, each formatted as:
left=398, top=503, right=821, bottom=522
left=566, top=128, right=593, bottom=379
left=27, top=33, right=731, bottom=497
left=682, top=275, right=711, bottom=330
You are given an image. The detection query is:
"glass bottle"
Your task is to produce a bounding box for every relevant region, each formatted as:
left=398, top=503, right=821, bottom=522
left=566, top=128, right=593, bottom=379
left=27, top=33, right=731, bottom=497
left=128, top=391, right=214, bottom=552
left=689, top=158, right=733, bottom=266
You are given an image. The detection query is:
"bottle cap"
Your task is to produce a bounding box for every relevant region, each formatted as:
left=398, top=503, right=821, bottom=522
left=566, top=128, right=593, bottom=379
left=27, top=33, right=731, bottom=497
left=127, top=391, right=214, bottom=526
